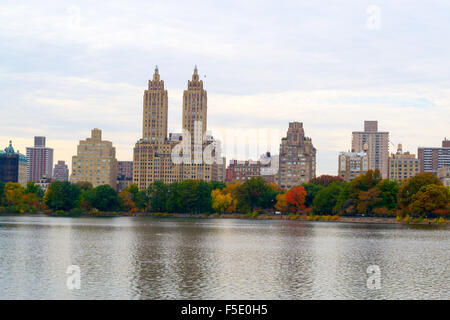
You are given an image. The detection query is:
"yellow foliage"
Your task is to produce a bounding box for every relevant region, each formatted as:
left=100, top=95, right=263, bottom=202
left=211, top=189, right=233, bottom=213
left=275, top=193, right=289, bottom=213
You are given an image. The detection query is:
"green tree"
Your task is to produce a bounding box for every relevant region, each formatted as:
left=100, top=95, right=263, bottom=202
left=334, top=182, right=353, bottom=215
left=75, top=181, right=93, bottom=191
left=24, top=182, right=44, bottom=198
left=313, top=181, right=345, bottom=215
left=302, top=183, right=324, bottom=207
left=209, top=180, right=226, bottom=191
left=166, top=182, right=182, bottom=213
left=195, top=180, right=213, bottom=213
left=84, top=185, right=119, bottom=212
left=236, top=177, right=274, bottom=212
left=375, top=179, right=399, bottom=210
left=44, top=181, right=81, bottom=211
left=147, top=181, right=168, bottom=212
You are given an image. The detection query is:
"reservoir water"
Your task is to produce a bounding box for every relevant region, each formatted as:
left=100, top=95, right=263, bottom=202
left=0, top=216, right=448, bottom=299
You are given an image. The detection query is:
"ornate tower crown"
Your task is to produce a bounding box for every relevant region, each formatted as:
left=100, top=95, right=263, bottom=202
left=188, top=65, right=202, bottom=90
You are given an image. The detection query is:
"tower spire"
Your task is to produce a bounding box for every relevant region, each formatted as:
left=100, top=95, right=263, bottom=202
left=192, top=65, right=199, bottom=81
left=153, top=65, right=160, bottom=81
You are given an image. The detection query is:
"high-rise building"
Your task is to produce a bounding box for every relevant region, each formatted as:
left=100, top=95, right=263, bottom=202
left=418, top=139, right=450, bottom=175
left=133, top=67, right=220, bottom=190
left=278, top=122, right=316, bottom=189
left=352, top=121, right=389, bottom=178
left=117, top=161, right=133, bottom=192
left=183, top=66, right=207, bottom=138
left=180, top=66, right=214, bottom=182
left=133, top=67, right=182, bottom=189
left=53, top=160, right=69, bottom=181
left=388, top=144, right=420, bottom=182
left=437, top=166, right=450, bottom=187
left=0, top=141, right=27, bottom=186
left=71, top=129, right=118, bottom=189
left=26, top=136, right=54, bottom=182
left=338, top=151, right=368, bottom=181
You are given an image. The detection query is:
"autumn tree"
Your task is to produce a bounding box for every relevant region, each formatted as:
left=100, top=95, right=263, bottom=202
left=275, top=193, right=289, bottom=213
left=348, top=169, right=382, bottom=198
left=408, top=184, right=450, bottom=216
left=220, top=182, right=241, bottom=213
left=211, top=189, right=233, bottom=213
left=118, top=189, right=137, bottom=212
left=310, top=175, right=344, bottom=187
left=357, top=188, right=382, bottom=215
left=398, top=173, right=442, bottom=210
left=286, top=186, right=306, bottom=213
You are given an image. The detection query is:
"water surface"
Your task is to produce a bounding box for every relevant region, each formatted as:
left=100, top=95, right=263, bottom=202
left=0, top=216, right=448, bottom=299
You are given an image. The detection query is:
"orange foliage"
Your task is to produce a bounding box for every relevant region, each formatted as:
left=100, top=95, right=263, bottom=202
left=286, top=186, right=306, bottom=213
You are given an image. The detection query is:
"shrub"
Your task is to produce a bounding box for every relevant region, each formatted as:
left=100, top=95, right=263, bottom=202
left=69, top=208, right=83, bottom=216
left=403, top=215, right=412, bottom=223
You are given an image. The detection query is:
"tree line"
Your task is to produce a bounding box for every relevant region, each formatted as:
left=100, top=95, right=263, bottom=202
left=0, top=170, right=448, bottom=218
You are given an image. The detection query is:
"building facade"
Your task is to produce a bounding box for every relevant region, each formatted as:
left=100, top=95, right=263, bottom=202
left=225, top=153, right=277, bottom=185
left=53, top=160, right=69, bottom=181
left=338, top=151, right=368, bottom=181
left=117, top=161, right=133, bottom=192
left=71, top=129, right=118, bottom=189
left=418, top=139, right=450, bottom=176
left=26, top=136, right=54, bottom=182
left=226, top=160, right=260, bottom=184
left=214, top=157, right=226, bottom=183
left=437, top=166, right=450, bottom=187
left=388, top=144, right=420, bottom=182
left=133, top=67, right=220, bottom=190
left=352, top=121, right=389, bottom=178
left=37, top=175, right=52, bottom=192
left=0, top=141, right=27, bottom=186
left=278, top=122, right=316, bottom=189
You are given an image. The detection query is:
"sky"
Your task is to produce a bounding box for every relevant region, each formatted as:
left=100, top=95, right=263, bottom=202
left=0, top=0, right=449, bottom=175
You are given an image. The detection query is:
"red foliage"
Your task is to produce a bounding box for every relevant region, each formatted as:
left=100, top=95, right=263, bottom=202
left=310, top=175, right=344, bottom=187
left=286, top=186, right=307, bottom=213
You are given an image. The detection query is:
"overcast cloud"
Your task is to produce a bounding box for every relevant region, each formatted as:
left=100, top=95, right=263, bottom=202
left=1, top=0, right=449, bottom=175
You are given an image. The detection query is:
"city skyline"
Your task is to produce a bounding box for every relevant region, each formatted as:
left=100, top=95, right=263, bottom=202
left=1, top=1, right=450, bottom=175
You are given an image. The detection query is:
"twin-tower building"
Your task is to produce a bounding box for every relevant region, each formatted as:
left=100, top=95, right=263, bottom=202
left=132, top=66, right=222, bottom=189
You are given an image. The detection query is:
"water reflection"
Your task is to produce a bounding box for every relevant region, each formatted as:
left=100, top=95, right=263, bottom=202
left=0, top=216, right=448, bottom=299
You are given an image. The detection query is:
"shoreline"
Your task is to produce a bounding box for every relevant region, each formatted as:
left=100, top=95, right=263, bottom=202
left=1, top=212, right=448, bottom=226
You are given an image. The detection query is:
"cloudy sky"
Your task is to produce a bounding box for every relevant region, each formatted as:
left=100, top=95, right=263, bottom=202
left=1, top=0, right=449, bottom=175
